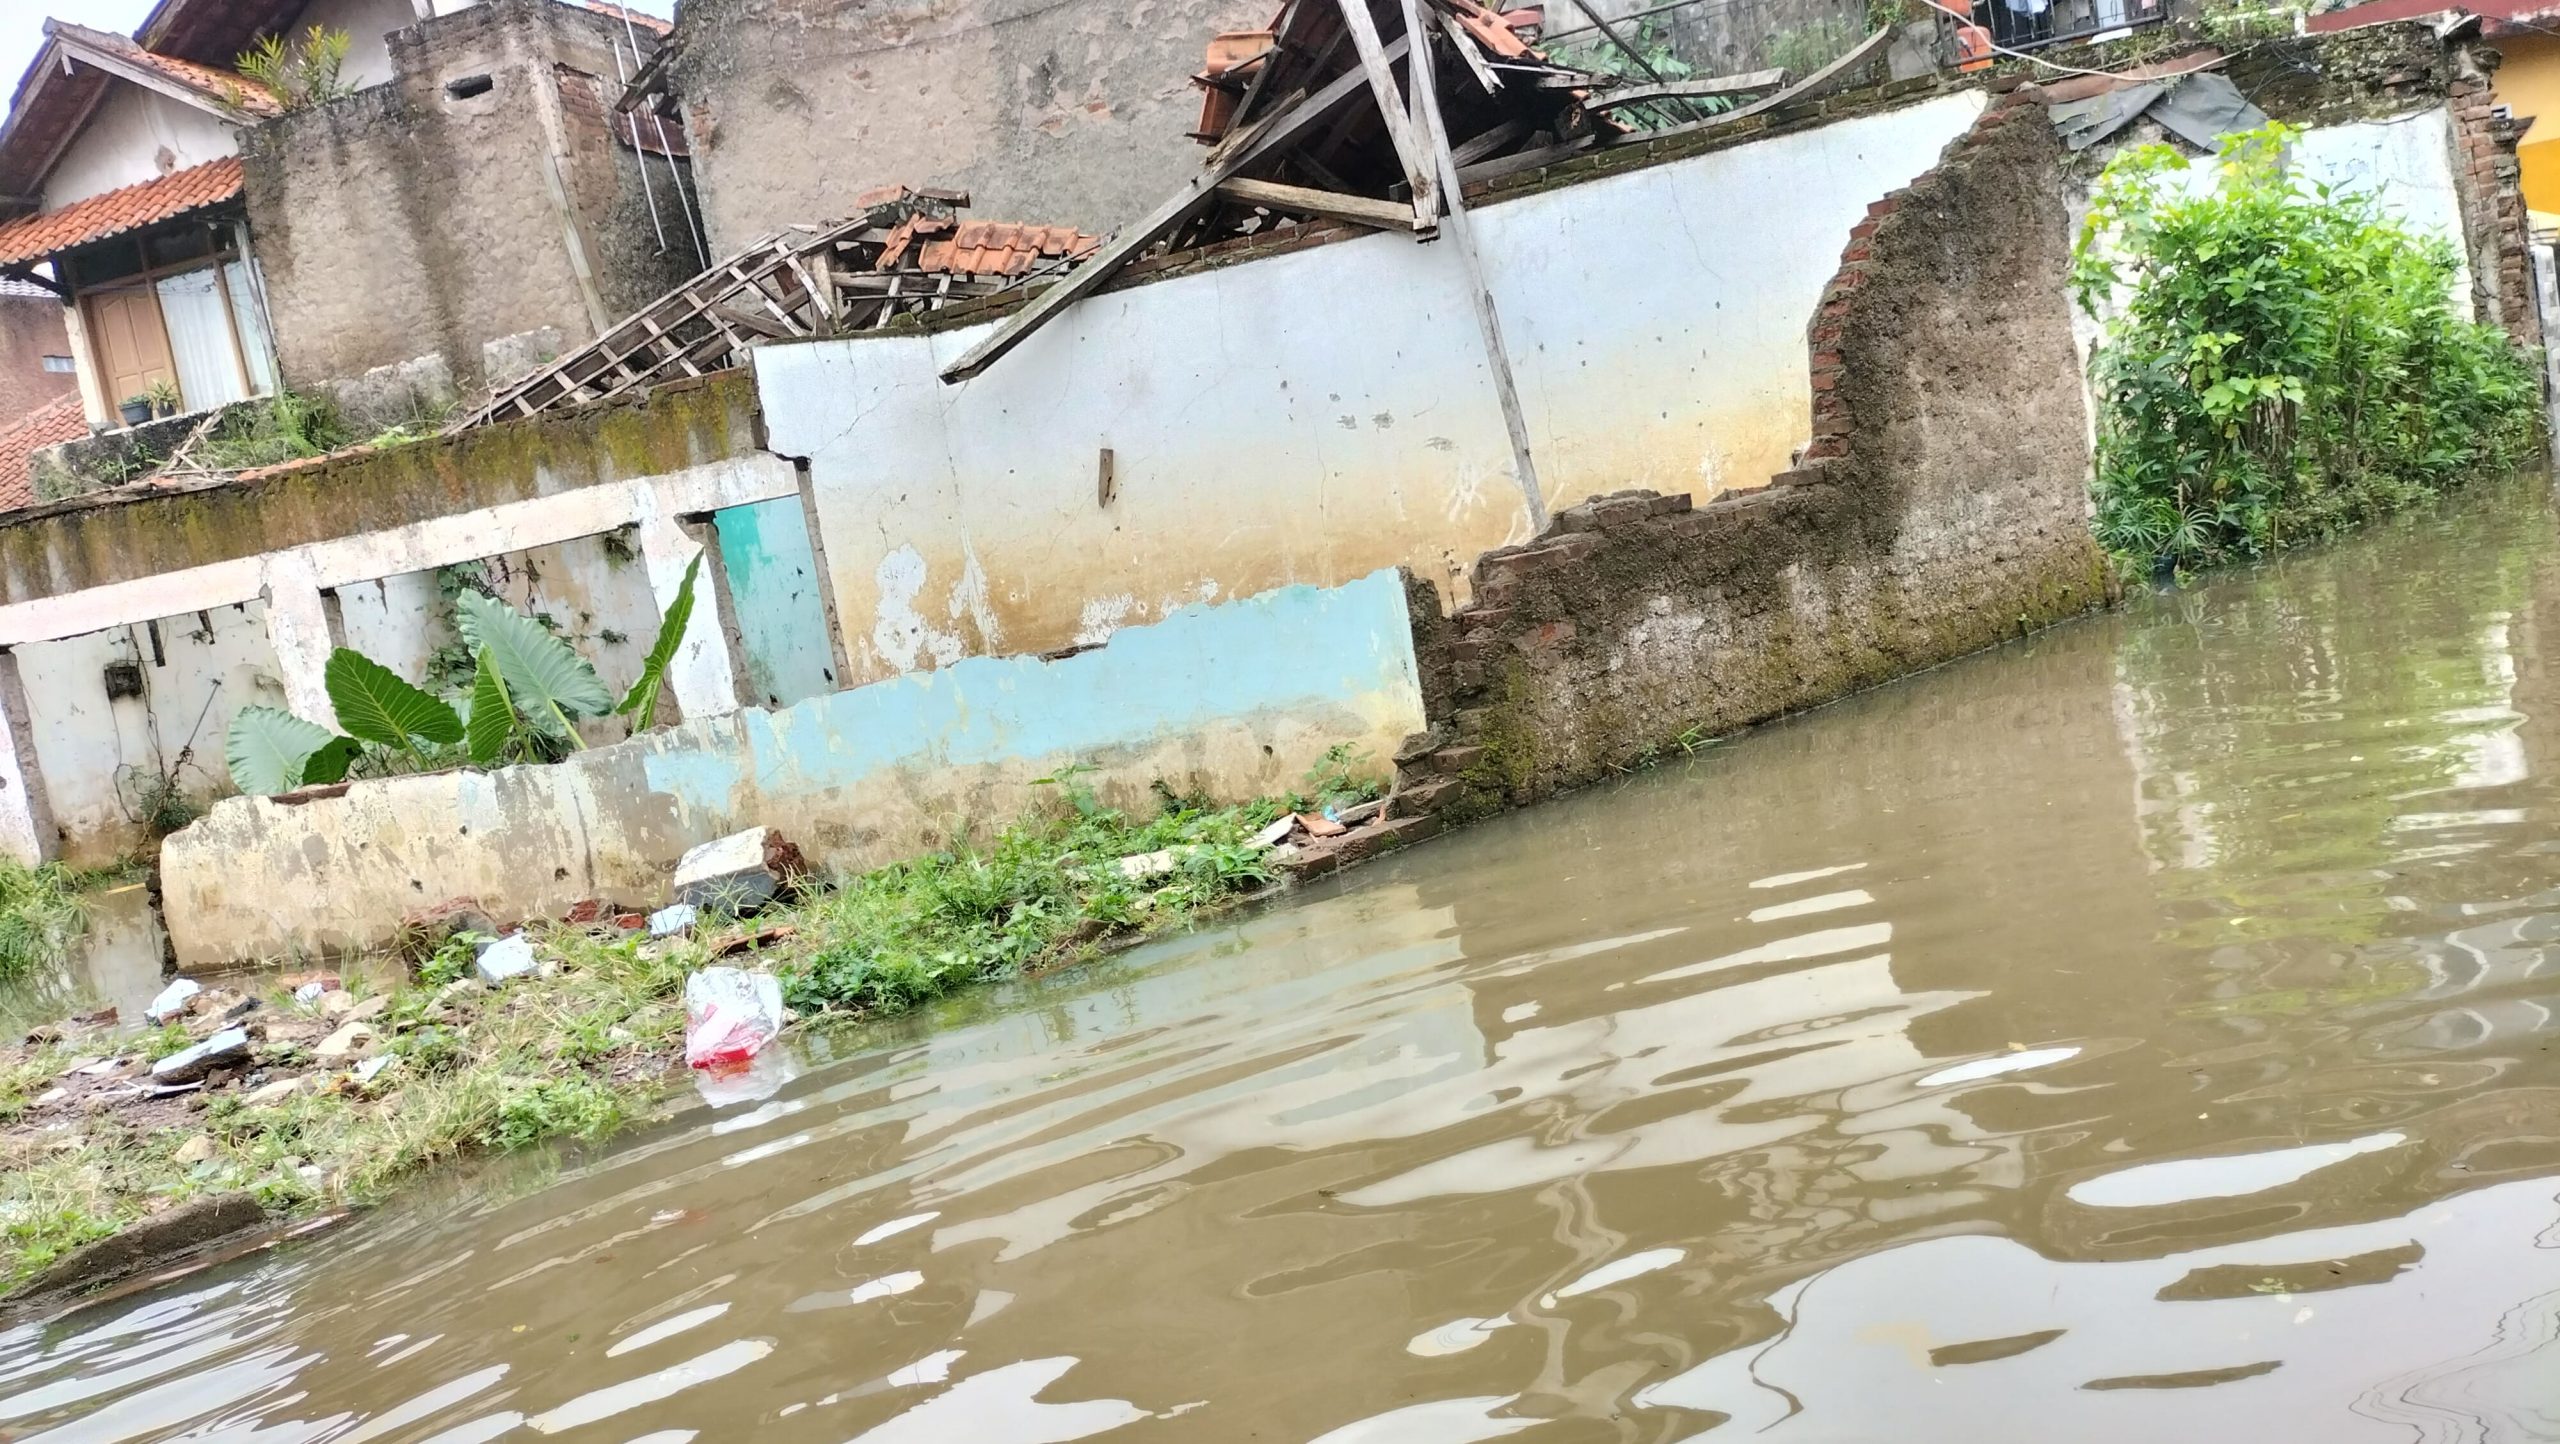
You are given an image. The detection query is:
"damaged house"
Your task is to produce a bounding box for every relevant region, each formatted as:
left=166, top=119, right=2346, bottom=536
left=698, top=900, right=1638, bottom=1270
left=0, top=0, right=700, bottom=479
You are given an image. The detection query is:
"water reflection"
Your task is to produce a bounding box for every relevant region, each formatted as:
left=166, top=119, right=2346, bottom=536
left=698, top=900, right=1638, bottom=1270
left=9, top=479, right=2560, bottom=1439
left=0, top=883, right=165, bottom=1039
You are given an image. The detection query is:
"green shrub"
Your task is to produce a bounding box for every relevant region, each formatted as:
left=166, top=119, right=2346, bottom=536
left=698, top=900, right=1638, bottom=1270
left=0, top=861, right=87, bottom=984
left=2074, top=124, right=2542, bottom=574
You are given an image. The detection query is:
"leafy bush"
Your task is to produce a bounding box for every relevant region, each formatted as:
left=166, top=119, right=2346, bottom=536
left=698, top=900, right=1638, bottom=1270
left=1549, top=20, right=1733, bottom=129
left=232, top=26, right=355, bottom=114
left=1765, top=15, right=1863, bottom=77
left=195, top=392, right=351, bottom=471
left=1299, top=743, right=1387, bottom=812
left=2074, top=124, right=2542, bottom=574
left=226, top=557, right=701, bottom=794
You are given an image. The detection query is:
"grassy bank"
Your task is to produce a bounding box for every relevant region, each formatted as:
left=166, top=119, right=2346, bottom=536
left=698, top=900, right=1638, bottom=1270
left=0, top=777, right=1366, bottom=1295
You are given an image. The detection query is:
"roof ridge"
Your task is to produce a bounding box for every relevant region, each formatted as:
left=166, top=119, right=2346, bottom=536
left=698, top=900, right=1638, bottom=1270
left=44, top=19, right=281, bottom=114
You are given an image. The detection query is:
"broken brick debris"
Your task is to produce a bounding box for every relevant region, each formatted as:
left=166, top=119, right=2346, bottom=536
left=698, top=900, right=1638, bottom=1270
left=452, top=189, right=1099, bottom=430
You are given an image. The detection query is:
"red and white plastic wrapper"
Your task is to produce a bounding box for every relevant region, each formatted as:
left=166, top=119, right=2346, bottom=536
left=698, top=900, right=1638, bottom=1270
left=683, top=967, right=785, bottom=1070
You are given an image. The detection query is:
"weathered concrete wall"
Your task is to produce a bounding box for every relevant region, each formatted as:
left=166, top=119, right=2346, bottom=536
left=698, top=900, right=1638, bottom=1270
left=0, top=371, right=756, bottom=604
left=160, top=567, right=1425, bottom=964
left=668, top=0, right=1272, bottom=250
left=0, top=374, right=817, bottom=865
left=1391, top=92, right=2112, bottom=812
left=303, top=0, right=444, bottom=90
left=712, top=494, right=840, bottom=708
left=18, top=602, right=281, bottom=865
left=0, top=294, right=74, bottom=423
left=758, top=89, right=1991, bottom=684
left=239, top=0, right=699, bottom=403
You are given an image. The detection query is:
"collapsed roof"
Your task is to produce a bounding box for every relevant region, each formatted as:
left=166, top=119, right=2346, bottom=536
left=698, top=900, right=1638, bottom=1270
left=453, top=187, right=1098, bottom=428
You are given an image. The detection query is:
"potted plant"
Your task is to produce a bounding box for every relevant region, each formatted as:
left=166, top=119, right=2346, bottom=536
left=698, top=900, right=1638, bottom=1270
left=117, top=394, right=152, bottom=427
left=144, top=379, right=183, bottom=419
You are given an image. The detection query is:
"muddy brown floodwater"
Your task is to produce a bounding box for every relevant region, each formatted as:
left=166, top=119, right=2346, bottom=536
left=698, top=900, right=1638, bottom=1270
left=15, top=478, right=2560, bottom=1441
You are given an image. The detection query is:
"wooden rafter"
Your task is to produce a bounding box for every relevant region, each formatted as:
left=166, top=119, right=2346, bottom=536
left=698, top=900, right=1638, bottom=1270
left=453, top=193, right=1092, bottom=430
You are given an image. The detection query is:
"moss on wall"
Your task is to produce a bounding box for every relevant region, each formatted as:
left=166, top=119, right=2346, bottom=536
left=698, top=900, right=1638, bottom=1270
left=0, top=371, right=758, bottom=605
left=1393, top=95, right=2114, bottom=815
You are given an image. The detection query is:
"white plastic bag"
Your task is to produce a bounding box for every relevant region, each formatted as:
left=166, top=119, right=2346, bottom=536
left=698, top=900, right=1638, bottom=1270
left=683, top=967, right=784, bottom=1069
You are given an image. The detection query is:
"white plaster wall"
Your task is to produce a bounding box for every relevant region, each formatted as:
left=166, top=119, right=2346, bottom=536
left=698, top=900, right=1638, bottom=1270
left=294, top=0, right=433, bottom=90
left=762, top=92, right=1991, bottom=683
left=0, top=455, right=800, bottom=864
left=1477, top=90, right=1991, bottom=501
left=17, top=602, right=283, bottom=865
left=335, top=570, right=445, bottom=683
left=43, top=88, right=241, bottom=210
left=2294, top=108, right=2472, bottom=314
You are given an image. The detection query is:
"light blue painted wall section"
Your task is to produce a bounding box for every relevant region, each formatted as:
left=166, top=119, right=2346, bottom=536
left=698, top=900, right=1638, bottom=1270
left=642, top=566, right=1424, bottom=817
left=163, top=568, right=1429, bottom=964
left=712, top=496, right=838, bottom=709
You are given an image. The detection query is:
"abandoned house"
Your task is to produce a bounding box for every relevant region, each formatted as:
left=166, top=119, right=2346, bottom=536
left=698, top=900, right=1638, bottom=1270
left=0, top=0, right=700, bottom=459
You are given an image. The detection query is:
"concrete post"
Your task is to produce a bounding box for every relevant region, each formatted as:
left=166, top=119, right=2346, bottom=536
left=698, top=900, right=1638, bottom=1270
left=0, top=650, right=56, bottom=865
left=638, top=485, right=742, bottom=720
left=261, top=553, right=338, bottom=729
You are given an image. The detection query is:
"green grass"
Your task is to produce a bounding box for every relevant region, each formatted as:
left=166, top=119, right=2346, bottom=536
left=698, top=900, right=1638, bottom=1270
left=0, top=860, right=91, bottom=985
left=0, top=927, right=692, bottom=1291
left=777, top=782, right=1292, bottom=1018
left=0, top=762, right=1388, bottom=1294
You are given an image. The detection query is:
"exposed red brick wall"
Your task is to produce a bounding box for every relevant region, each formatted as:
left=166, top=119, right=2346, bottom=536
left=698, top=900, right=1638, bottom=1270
left=1391, top=92, right=2111, bottom=817
left=2449, top=45, right=2541, bottom=350
left=0, top=291, right=75, bottom=424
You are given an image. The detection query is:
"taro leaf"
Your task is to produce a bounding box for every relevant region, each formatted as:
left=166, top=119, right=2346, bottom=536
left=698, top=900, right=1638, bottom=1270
left=616, top=553, right=702, bottom=726
left=456, top=591, right=609, bottom=743
left=466, top=646, right=516, bottom=766
left=325, top=648, right=462, bottom=753
left=302, top=735, right=363, bottom=786
left=226, top=706, right=338, bottom=796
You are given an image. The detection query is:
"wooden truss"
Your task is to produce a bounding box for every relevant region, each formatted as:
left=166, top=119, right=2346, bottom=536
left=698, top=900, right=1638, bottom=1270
left=938, top=0, right=1889, bottom=385
left=452, top=189, right=1085, bottom=431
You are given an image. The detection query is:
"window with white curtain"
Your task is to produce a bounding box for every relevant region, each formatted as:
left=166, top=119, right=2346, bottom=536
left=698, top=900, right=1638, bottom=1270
left=154, top=267, right=247, bottom=411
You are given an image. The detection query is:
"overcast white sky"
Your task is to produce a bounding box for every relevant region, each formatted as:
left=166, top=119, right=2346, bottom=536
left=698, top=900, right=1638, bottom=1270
left=0, top=0, right=677, bottom=104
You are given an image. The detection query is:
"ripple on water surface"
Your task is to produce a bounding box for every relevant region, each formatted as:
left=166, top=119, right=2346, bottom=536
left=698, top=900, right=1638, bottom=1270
left=10, top=480, right=2560, bottom=1440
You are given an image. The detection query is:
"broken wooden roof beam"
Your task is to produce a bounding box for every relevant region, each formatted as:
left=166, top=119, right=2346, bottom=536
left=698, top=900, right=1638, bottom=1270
left=938, top=31, right=1414, bottom=384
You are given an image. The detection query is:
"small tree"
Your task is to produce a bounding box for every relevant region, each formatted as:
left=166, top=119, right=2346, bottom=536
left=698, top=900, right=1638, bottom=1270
left=233, top=26, right=356, bottom=114
left=2074, top=123, right=2541, bottom=573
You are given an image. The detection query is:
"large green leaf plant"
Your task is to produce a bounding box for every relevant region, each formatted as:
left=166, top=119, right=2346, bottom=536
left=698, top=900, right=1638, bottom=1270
left=225, top=556, right=703, bottom=796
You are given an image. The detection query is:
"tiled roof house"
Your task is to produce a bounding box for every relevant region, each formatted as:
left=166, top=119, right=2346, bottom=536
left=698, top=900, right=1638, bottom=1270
left=0, top=0, right=699, bottom=452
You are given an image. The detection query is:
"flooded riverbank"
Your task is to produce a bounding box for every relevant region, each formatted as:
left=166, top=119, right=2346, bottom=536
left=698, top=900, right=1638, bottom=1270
left=10, top=473, right=2560, bottom=1440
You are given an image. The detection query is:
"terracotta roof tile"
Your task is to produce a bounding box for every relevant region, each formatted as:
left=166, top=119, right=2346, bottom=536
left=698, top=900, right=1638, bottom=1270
left=579, top=1, right=675, bottom=35
left=905, top=215, right=1101, bottom=279
left=0, top=395, right=88, bottom=513
left=0, top=156, right=244, bottom=267
left=49, top=22, right=279, bottom=117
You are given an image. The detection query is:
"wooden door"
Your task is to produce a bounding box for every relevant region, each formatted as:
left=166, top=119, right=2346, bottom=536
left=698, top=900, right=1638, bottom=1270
left=85, top=286, right=175, bottom=409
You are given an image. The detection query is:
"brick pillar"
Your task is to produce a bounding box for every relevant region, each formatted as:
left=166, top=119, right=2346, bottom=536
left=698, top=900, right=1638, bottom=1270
left=2447, top=45, right=2543, bottom=352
